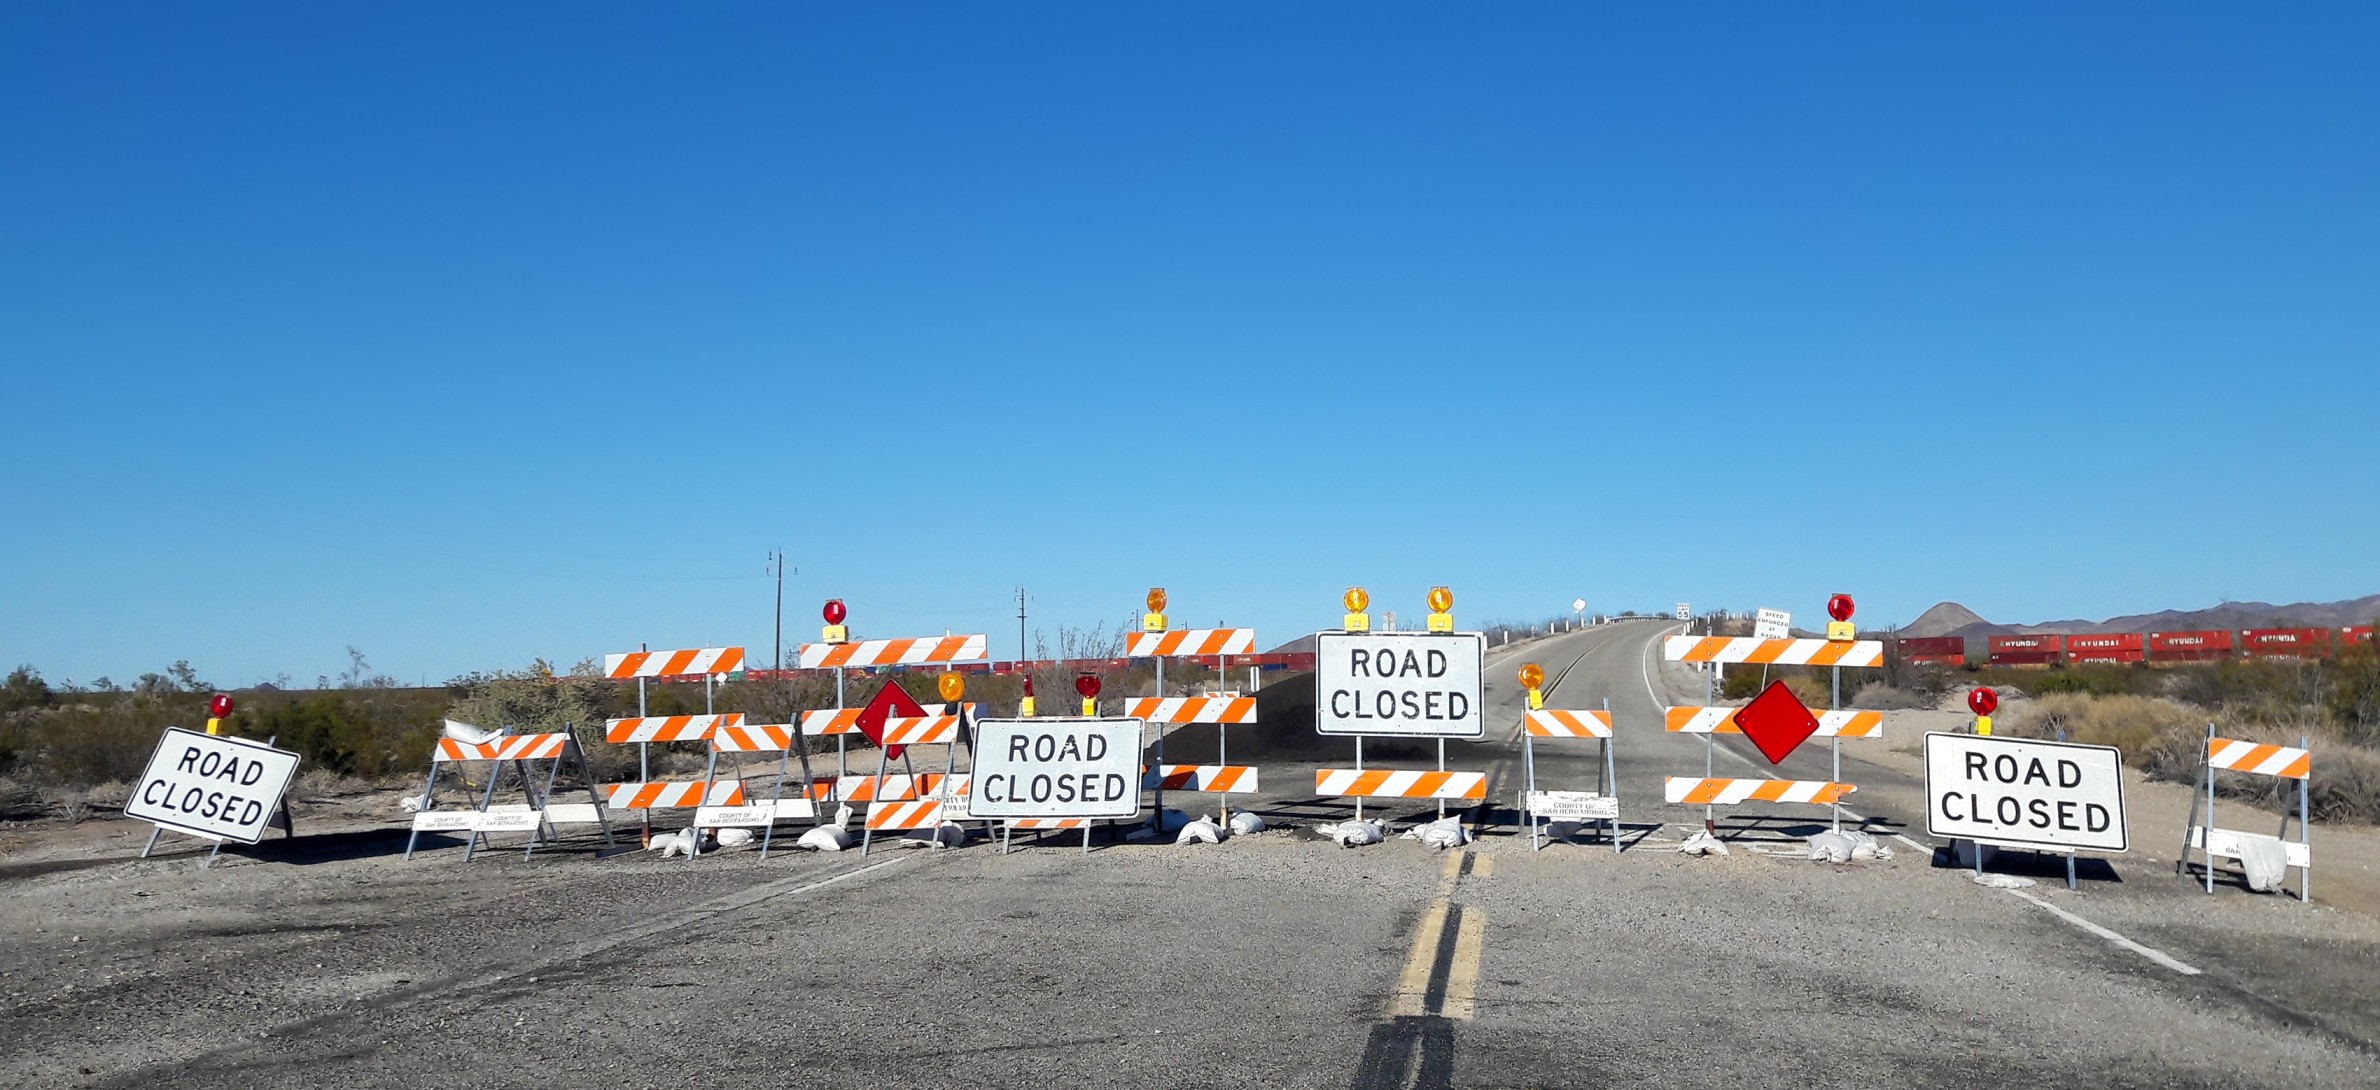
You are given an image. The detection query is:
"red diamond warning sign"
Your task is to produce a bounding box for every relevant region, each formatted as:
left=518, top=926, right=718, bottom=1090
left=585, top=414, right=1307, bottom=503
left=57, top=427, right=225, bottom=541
left=1735, top=681, right=1821, bottom=764
left=854, top=679, right=929, bottom=761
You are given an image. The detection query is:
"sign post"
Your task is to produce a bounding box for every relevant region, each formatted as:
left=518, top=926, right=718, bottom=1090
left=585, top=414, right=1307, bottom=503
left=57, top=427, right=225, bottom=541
left=126, top=728, right=301, bottom=867
left=1925, top=732, right=2128, bottom=889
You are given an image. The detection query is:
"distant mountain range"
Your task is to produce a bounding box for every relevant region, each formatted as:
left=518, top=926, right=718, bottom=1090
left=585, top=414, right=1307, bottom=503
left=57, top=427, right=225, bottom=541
left=1898, top=595, right=2380, bottom=641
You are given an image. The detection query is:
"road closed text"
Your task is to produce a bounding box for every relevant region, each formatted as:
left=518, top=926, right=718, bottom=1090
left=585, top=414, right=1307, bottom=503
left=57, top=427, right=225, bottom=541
left=1315, top=632, right=1485, bottom=737
left=121, top=728, right=303, bottom=844
left=1923, top=733, right=2128, bottom=852
left=969, top=718, right=1144, bottom=819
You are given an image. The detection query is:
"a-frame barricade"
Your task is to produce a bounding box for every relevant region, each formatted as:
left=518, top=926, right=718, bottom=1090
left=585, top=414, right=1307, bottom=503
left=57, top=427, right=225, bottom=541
left=405, top=729, right=614, bottom=861
left=2180, top=726, right=2313, bottom=901
left=704, top=721, right=828, bottom=858
left=1520, top=705, right=1618, bottom=852
left=602, top=713, right=746, bottom=860
left=852, top=708, right=977, bottom=855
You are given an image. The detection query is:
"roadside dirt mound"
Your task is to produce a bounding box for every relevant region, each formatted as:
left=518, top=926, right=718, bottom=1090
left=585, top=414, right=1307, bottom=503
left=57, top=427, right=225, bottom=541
left=1136, top=672, right=1440, bottom=764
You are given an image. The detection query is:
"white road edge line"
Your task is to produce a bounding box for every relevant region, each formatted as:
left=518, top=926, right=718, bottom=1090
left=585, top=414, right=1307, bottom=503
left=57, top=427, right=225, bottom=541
left=2005, top=888, right=2202, bottom=975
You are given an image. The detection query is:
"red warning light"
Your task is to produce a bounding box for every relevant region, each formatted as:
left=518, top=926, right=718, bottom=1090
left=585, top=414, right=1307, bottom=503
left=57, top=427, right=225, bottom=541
left=1968, top=687, right=1999, bottom=717
left=1074, top=673, right=1101, bottom=699
left=823, top=598, right=847, bottom=625
left=1826, top=594, right=1855, bottom=622
left=208, top=693, right=235, bottom=719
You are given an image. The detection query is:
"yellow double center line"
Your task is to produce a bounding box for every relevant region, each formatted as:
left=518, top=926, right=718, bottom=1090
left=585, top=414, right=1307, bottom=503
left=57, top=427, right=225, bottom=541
left=1387, top=849, right=1489, bottom=1020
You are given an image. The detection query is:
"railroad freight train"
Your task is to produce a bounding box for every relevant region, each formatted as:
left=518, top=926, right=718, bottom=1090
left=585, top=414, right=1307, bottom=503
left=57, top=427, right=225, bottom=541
left=1897, top=626, right=2374, bottom=668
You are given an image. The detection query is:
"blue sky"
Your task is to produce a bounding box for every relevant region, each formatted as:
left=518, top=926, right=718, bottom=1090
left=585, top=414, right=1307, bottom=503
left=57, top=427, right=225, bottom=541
left=4, top=4, right=2374, bottom=687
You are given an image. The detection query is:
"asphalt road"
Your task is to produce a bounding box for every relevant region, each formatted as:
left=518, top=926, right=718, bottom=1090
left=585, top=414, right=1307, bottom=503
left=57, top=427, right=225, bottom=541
left=4, top=619, right=2378, bottom=1088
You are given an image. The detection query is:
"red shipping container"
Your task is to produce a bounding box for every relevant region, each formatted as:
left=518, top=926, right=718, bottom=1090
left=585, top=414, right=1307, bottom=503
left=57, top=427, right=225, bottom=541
left=2148, top=630, right=2234, bottom=663
left=1895, top=636, right=1966, bottom=666
left=2066, top=633, right=2144, bottom=652
left=2345, top=625, right=2375, bottom=645
left=1988, top=633, right=2063, bottom=667
left=2064, top=632, right=2143, bottom=665
left=2242, top=628, right=2334, bottom=658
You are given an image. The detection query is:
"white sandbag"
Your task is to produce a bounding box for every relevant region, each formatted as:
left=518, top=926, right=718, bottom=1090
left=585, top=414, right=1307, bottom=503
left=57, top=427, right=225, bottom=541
left=400, top=796, right=433, bottom=813
left=1678, top=830, right=1730, bottom=856
left=1401, top=816, right=1471, bottom=851
left=2236, top=834, right=2291, bottom=893
left=1844, top=831, right=1893, bottom=861
left=899, top=822, right=966, bottom=849
left=648, top=828, right=701, bottom=858
left=441, top=719, right=502, bottom=745
left=795, top=804, right=855, bottom=852
left=1175, top=816, right=1225, bottom=845
left=1806, top=831, right=1857, bottom=863
left=1226, top=810, right=1266, bottom=836
left=1808, top=830, right=1892, bottom=863
left=712, top=827, right=756, bottom=849
left=1316, top=819, right=1385, bottom=847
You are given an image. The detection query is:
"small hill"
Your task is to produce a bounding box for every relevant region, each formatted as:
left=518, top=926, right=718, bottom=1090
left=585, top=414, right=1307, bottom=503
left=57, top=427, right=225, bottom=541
left=1901, top=602, right=1994, bottom=639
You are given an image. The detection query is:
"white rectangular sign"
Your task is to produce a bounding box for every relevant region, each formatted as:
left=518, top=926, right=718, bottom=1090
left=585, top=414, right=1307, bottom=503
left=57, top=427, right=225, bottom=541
left=969, top=717, right=1143, bottom=819
left=1754, top=608, right=1791, bottom=641
left=1925, top=733, right=2128, bottom=852
left=1314, top=632, right=1485, bottom=737
left=696, top=800, right=818, bottom=827
left=1525, top=790, right=1618, bottom=821
left=123, top=728, right=302, bottom=845
left=1675, top=603, right=1691, bottom=620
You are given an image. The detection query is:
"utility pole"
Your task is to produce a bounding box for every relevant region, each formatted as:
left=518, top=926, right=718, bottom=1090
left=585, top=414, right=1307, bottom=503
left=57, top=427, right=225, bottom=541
left=1015, top=586, right=1029, bottom=664
left=771, top=551, right=785, bottom=672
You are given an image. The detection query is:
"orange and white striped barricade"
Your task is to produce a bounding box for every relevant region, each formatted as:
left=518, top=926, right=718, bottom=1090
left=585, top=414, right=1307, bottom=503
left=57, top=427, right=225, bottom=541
left=703, top=722, right=825, bottom=859
left=1122, top=626, right=1257, bottom=830
left=793, top=633, right=989, bottom=779
left=604, top=644, right=746, bottom=841
left=970, top=716, right=1145, bottom=855
left=857, top=774, right=974, bottom=854
left=1662, top=634, right=1885, bottom=837
left=404, top=727, right=615, bottom=862
left=795, top=706, right=966, bottom=787
left=1127, top=693, right=1260, bottom=829
left=1663, top=777, right=1855, bottom=807
left=1520, top=705, right=1618, bottom=852
left=1665, top=705, right=1884, bottom=834
left=2180, top=727, right=2312, bottom=901
left=1314, top=770, right=1488, bottom=822
left=603, top=711, right=748, bottom=859
left=838, top=702, right=981, bottom=856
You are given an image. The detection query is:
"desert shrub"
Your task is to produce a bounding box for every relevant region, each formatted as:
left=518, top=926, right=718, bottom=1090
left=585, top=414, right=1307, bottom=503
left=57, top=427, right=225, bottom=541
left=1848, top=684, right=1931, bottom=711
left=2004, top=693, right=2206, bottom=779
left=0, top=775, right=41, bottom=819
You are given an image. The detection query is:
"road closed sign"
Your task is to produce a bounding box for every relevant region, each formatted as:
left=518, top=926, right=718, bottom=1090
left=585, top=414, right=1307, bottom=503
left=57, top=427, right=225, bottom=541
left=123, top=728, right=302, bottom=844
left=970, top=717, right=1143, bottom=819
left=1315, top=632, right=1485, bottom=738
left=1924, top=733, right=2127, bottom=852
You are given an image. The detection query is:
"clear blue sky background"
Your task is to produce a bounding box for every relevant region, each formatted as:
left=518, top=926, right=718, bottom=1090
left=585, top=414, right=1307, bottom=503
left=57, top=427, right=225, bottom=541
left=4, top=4, right=2374, bottom=687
